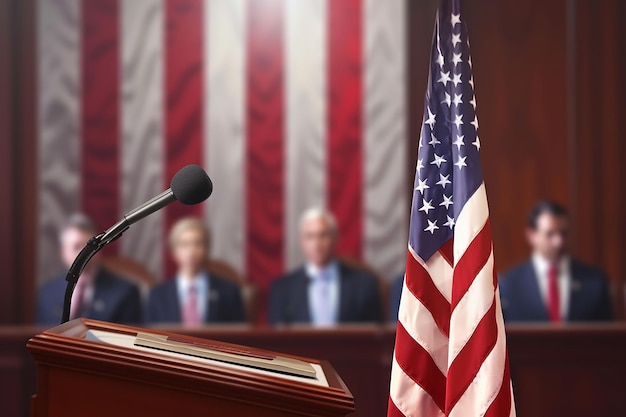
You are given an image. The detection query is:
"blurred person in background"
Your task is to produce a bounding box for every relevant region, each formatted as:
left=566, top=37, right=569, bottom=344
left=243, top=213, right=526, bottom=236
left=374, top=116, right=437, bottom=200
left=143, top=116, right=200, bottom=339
left=388, top=273, right=404, bottom=322
left=146, top=217, right=245, bottom=325
left=37, top=213, right=142, bottom=325
left=499, top=201, right=613, bottom=322
left=269, top=207, right=382, bottom=326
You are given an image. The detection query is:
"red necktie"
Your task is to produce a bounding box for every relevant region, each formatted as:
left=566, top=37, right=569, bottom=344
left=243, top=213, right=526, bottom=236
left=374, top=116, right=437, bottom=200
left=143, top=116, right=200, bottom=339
left=547, top=264, right=561, bottom=322
left=182, top=284, right=201, bottom=326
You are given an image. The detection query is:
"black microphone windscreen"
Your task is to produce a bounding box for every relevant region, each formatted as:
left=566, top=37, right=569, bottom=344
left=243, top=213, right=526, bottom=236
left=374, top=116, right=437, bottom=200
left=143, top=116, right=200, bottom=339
left=170, top=164, right=213, bottom=205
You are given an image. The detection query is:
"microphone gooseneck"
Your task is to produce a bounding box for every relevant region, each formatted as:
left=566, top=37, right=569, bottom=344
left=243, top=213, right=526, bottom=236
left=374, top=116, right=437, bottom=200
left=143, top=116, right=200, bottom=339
left=60, top=164, right=213, bottom=324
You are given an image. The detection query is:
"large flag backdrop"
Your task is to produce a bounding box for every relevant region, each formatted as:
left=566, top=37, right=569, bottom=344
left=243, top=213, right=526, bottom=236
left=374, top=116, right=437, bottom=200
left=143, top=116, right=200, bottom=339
left=36, top=0, right=408, bottom=292
left=388, top=0, right=515, bottom=415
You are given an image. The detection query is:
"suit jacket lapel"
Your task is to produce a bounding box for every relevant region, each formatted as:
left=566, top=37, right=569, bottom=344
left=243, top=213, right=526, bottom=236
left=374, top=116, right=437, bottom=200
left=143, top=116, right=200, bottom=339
left=523, top=262, right=550, bottom=321
left=291, top=270, right=311, bottom=323
left=567, top=261, right=584, bottom=321
left=338, top=264, right=352, bottom=322
left=205, top=278, right=220, bottom=323
left=166, top=280, right=182, bottom=323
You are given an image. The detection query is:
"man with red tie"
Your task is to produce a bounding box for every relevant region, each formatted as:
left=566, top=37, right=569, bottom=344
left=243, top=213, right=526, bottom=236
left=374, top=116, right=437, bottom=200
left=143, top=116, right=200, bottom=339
left=37, top=214, right=142, bottom=325
left=146, top=217, right=245, bottom=325
left=499, top=201, right=613, bottom=322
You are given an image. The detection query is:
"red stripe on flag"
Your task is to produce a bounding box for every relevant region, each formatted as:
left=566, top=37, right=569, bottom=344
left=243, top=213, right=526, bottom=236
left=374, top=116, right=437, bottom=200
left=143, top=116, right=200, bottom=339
left=164, top=0, right=204, bottom=277
left=81, top=0, right=120, bottom=252
left=327, top=0, right=363, bottom=257
left=246, top=0, right=285, bottom=299
left=394, top=322, right=447, bottom=412
left=451, top=220, right=492, bottom=310
left=445, top=299, right=498, bottom=412
left=484, top=351, right=513, bottom=417
left=387, top=398, right=405, bottom=417
left=405, top=252, right=451, bottom=337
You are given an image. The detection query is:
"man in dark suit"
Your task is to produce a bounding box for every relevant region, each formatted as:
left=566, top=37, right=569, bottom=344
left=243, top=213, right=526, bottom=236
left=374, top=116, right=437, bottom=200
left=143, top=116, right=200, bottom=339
left=37, top=214, right=142, bottom=325
left=269, top=208, right=382, bottom=326
left=146, top=218, right=245, bottom=325
left=499, top=201, right=613, bottom=322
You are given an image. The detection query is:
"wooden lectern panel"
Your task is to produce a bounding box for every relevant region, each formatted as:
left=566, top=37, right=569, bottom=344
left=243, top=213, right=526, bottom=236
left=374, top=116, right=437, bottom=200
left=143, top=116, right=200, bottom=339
left=27, top=319, right=355, bottom=417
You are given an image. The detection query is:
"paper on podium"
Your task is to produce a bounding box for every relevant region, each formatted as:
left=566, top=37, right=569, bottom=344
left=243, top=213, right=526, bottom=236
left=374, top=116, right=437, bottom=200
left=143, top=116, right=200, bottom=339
left=85, top=329, right=329, bottom=387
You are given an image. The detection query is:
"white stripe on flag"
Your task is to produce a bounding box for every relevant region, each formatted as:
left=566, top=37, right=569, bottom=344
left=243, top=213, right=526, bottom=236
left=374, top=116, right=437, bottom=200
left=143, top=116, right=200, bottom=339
left=453, top=183, right=489, bottom=264
left=447, top=294, right=508, bottom=417
left=398, top=278, right=449, bottom=373
left=421, top=249, right=453, bottom=302
left=389, top=356, right=446, bottom=417
left=284, top=0, right=328, bottom=270
left=205, top=0, right=247, bottom=274
left=363, top=0, right=408, bottom=280
left=120, top=0, right=165, bottom=280
left=448, top=250, right=494, bottom=362
left=37, top=0, right=81, bottom=284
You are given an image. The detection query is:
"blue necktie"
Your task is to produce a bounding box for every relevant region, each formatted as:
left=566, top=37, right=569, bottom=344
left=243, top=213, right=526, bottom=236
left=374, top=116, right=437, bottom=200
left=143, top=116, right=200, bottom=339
left=311, top=270, right=334, bottom=326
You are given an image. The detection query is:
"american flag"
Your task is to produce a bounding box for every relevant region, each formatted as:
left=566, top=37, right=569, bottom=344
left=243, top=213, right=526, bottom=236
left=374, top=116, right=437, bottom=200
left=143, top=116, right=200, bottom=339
left=35, top=0, right=409, bottom=296
left=388, top=1, right=516, bottom=416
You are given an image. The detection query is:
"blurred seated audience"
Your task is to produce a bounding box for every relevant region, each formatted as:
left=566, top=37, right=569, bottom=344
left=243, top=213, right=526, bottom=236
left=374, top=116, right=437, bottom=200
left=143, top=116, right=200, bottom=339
left=146, top=218, right=245, bottom=325
left=499, top=201, right=613, bottom=322
left=37, top=213, right=142, bottom=325
left=269, top=207, right=382, bottom=326
left=388, top=273, right=404, bottom=322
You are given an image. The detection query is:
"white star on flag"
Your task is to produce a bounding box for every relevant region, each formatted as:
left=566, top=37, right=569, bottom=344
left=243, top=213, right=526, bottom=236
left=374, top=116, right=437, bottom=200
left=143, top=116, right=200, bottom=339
left=440, top=194, right=453, bottom=209
left=425, top=107, right=436, bottom=127
left=415, top=178, right=429, bottom=194
left=443, top=215, right=455, bottom=229
left=442, top=92, right=451, bottom=107
left=455, top=155, right=467, bottom=169
left=416, top=158, right=424, bottom=173
left=419, top=198, right=434, bottom=214
left=453, top=114, right=463, bottom=128
left=452, top=73, right=462, bottom=87
left=451, top=13, right=461, bottom=26
left=438, top=70, right=451, bottom=86
left=424, top=219, right=439, bottom=234
left=431, top=154, right=446, bottom=168
left=453, top=135, right=464, bottom=150
left=436, top=173, right=451, bottom=189
left=473, top=136, right=481, bottom=150
left=452, top=52, right=462, bottom=66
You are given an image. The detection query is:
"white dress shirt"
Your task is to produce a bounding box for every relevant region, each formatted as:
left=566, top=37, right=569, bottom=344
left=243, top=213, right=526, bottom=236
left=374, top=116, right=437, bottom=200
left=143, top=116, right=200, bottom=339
left=306, top=261, right=340, bottom=327
left=531, top=254, right=571, bottom=319
left=176, top=272, right=209, bottom=322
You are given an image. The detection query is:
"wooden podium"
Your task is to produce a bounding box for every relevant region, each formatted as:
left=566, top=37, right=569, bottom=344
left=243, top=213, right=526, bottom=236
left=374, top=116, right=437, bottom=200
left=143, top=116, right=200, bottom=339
left=27, top=319, right=355, bottom=417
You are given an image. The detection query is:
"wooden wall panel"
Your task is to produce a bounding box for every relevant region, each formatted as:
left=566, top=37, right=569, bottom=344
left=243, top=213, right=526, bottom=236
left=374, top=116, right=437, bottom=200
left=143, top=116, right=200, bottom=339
left=0, top=0, right=36, bottom=325
left=571, top=0, right=626, bottom=317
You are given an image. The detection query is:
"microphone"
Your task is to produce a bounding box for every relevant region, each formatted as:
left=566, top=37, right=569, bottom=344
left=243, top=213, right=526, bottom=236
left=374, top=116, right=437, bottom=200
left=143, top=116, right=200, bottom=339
left=60, top=164, right=213, bottom=323
left=99, top=164, right=213, bottom=245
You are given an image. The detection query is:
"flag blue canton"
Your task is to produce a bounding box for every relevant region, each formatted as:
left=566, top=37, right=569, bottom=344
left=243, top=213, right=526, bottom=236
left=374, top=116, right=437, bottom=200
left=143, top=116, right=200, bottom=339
left=409, top=1, right=484, bottom=261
